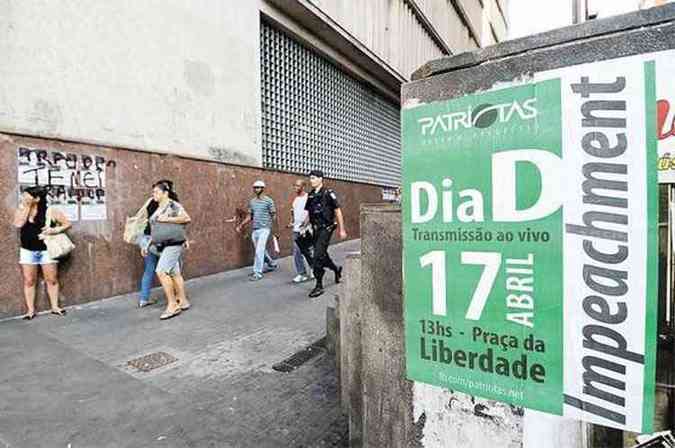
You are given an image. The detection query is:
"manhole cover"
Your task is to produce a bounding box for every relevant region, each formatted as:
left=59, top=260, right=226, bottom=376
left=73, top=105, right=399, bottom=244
left=127, top=352, right=177, bottom=372
left=273, top=338, right=326, bottom=373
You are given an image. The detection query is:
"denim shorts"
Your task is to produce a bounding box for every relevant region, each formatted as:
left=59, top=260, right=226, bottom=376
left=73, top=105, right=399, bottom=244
left=19, top=248, right=58, bottom=265
left=155, top=245, right=184, bottom=276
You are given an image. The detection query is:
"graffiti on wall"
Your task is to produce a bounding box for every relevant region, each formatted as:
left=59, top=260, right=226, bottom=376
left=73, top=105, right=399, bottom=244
left=17, top=146, right=115, bottom=221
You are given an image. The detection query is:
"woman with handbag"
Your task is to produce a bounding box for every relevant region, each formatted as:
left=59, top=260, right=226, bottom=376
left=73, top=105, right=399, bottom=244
left=12, top=186, right=71, bottom=320
left=132, top=180, right=179, bottom=308
left=147, top=181, right=191, bottom=320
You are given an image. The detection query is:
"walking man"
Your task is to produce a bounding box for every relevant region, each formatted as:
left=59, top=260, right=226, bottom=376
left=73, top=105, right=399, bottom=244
left=236, top=180, right=279, bottom=281
left=304, top=170, right=347, bottom=298
left=289, top=179, right=313, bottom=283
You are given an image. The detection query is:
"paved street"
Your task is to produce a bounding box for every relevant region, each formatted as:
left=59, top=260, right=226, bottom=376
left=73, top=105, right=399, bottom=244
left=0, top=240, right=358, bottom=448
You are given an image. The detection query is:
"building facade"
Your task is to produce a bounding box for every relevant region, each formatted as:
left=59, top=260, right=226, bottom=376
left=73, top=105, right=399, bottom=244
left=0, top=0, right=507, bottom=317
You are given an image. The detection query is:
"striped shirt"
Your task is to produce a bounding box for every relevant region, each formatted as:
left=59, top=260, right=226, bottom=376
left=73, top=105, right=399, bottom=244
left=249, top=195, right=276, bottom=230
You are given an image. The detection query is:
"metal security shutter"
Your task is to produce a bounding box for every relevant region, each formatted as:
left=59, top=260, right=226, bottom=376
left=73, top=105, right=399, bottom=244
left=260, top=21, right=401, bottom=187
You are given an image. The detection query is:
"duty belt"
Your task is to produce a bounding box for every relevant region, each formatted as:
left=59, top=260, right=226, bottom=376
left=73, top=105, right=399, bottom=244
left=312, top=223, right=337, bottom=231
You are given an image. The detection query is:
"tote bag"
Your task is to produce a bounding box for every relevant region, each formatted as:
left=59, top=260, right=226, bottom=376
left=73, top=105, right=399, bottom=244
left=42, top=208, right=75, bottom=259
left=124, top=198, right=151, bottom=244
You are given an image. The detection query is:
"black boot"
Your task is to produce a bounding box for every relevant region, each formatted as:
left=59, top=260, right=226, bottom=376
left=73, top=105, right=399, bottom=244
left=334, top=266, right=343, bottom=284
left=309, top=284, right=324, bottom=298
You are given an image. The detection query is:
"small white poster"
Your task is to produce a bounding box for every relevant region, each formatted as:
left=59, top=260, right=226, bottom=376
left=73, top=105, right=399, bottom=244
left=48, top=186, right=79, bottom=222
left=79, top=188, right=107, bottom=221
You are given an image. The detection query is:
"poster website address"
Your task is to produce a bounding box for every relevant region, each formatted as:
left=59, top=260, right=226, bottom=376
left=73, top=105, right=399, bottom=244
left=437, top=372, right=524, bottom=401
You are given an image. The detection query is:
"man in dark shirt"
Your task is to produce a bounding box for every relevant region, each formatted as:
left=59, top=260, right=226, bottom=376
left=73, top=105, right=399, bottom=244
left=304, top=170, right=347, bottom=298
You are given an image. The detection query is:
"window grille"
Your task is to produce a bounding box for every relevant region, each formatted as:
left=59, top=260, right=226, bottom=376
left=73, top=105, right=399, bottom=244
left=260, top=21, right=401, bottom=186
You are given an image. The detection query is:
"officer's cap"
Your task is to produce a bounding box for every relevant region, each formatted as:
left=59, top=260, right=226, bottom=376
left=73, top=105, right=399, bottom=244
left=253, top=180, right=266, bottom=188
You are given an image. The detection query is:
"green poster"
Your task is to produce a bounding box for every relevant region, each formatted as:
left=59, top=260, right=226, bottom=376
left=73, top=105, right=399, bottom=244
left=403, top=79, right=564, bottom=414
left=402, top=54, right=659, bottom=433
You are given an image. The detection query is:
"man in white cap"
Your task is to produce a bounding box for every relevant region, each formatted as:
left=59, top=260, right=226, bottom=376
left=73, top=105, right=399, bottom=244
left=236, top=180, right=279, bottom=281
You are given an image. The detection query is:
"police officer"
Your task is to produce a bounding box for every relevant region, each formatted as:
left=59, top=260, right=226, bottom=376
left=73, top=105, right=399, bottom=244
left=304, top=170, right=347, bottom=298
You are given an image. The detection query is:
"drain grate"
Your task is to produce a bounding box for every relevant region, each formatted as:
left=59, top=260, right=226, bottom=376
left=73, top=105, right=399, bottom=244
left=272, top=338, right=326, bottom=373
left=127, top=352, right=177, bottom=372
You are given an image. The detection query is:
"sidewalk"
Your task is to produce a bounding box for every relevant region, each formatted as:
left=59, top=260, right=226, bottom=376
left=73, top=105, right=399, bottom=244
left=0, top=240, right=359, bottom=448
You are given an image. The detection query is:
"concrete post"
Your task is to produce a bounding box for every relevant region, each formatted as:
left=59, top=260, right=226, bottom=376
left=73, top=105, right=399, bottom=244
left=339, top=252, right=364, bottom=446
left=358, top=205, right=524, bottom=447
left=359, top=204, right=415, bottom=447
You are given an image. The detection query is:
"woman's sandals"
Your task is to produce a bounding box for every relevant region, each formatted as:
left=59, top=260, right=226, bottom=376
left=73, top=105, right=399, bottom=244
left=160, top=308, right=181, bottom=320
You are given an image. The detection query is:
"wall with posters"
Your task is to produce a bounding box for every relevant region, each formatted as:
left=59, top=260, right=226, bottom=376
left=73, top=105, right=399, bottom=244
left=17, top=147, right=113, bottom=221
left=0, top=133, right=383, bottom=318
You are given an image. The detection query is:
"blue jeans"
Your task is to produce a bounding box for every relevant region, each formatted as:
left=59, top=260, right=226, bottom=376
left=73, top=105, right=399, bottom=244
left=251, top=228, right=276, bottom=275
left=140, top=252, right=159, bottom=302
left=137, top=235, right=158, bottom=302
left=292, top=231, right=310, bottom=275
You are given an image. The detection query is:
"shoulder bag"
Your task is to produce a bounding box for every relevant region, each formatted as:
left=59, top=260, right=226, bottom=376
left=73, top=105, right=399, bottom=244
left=150, top=202, right=187, bottom=245
left=124, top=198, right=152, bottom=244
left=42, top=208, right=75, bottom=259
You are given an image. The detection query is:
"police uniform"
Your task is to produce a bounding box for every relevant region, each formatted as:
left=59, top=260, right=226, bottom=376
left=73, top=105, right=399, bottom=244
left=305, top=186, right=341, bottom=288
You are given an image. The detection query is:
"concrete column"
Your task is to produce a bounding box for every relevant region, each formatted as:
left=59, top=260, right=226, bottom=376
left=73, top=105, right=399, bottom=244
left=359, top=205, right=415, bottom=448
left=339, top=252, right=364, bottom=446
left=359, top=205, right=524, bottom=448
left=355, top=205, right=608, bottom=447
